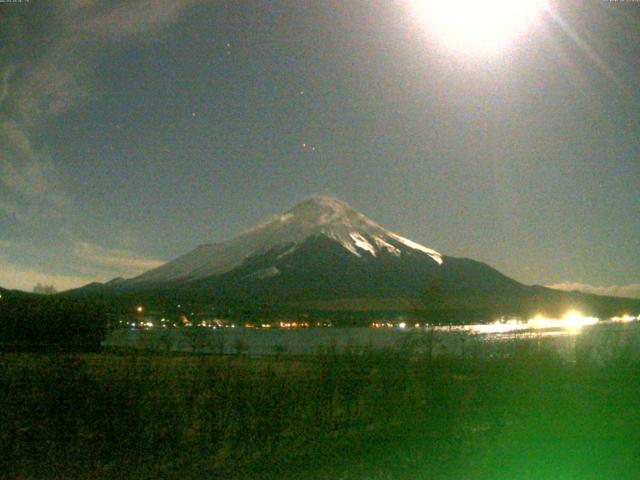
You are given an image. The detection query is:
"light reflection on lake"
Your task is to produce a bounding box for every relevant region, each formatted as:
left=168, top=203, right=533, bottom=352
left=104, top=314, right=640, bottom=365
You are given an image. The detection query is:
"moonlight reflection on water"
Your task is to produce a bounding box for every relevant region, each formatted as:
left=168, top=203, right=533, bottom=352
left=105, top=312, right=640, bottom=361
left=455, top=310, right=601, bottom=336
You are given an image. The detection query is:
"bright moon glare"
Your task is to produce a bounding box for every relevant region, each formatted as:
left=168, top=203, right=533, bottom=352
left=411, top=0, right=546, bottom=56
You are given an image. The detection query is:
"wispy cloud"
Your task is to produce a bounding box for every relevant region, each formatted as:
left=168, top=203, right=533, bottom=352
left=0, top=257, right=95, bottom=292
left=0, top=120, right=64, bottom=205
left=2, top=0, right=201, bottom=193
left=85, top=0, right=200, bottom=40
left=9, top=0, right=199, bottom=123
left=3, top=0, right=200, bottom=152
left=0, top=241, right=164, bottom=292
left=74, top=241, right=164, bottom=272
left=0, top=1, right=196, bottom=291
left=548, top=282, right=640, bottom=300
left=0, top=66, right=13, bottom=107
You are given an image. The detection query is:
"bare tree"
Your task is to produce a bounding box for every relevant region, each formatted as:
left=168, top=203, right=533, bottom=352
left=33, top=283, right=57, bottom=295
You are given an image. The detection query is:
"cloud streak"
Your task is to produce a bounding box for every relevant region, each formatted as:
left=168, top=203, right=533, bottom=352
left=0, top=241, right=164, bottom=293
left=0, top=66, right=13, bottom=107
left=0, top=121, right=61, bottom=197
left=74, top=241, right=164, bottom=272
left=2, top=0, right=200, bottom=216
left=84, top=0, right=200, bottom=40
left=0, top=257, right=95, bottom=292
left=0, top=0, right=195, bottom=291
left=11, top=0, right=199, bottom=122
left=548, top=282, right=640, bottom=300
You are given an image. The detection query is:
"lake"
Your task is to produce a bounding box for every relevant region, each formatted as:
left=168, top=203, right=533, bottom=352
left=103, top=317, right=640, bottom=365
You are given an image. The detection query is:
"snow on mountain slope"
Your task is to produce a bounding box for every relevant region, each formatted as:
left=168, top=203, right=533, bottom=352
left=132, top=196, right=442, bottom=283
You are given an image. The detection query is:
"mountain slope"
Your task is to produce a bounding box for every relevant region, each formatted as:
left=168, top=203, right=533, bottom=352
left=131, top=197, right=443, bottom=284
left=72, top=197, right=640, bottom=320
left=96, top=197, right=527, bottom=309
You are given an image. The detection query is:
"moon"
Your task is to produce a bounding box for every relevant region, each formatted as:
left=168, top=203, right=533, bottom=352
left=407, top=0, right=547, bottom=57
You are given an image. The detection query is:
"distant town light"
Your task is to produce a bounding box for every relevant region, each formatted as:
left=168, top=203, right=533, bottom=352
left=527, top=310, right=599, bottom=331
left=136, top=305, right=143, bottom=313
left=611, top=314, right=636, bottom=323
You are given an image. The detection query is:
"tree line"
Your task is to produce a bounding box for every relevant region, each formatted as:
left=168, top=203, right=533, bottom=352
left=0, top=292, right=107, bottom=351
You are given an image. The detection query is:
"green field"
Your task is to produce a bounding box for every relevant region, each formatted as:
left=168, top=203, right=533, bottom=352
left=1, top=349, right=639, bottom=479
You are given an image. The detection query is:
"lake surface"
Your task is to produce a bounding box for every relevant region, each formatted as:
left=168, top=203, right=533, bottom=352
left=104, top=318, right=640, bottom=365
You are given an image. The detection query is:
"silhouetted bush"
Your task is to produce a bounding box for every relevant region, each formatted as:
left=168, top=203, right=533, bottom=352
left=0, top=295, right=108, bottom=352
left=0, top=349, right=639, bottom=479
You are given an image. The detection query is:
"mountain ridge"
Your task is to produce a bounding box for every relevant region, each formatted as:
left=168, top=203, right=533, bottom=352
left=130, top=196, right=443, bottom=285
left=67, top=197, right=640, bottom=321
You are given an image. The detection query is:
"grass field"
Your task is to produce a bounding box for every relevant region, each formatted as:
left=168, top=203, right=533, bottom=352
left=1, top=348, right=639, bottom=479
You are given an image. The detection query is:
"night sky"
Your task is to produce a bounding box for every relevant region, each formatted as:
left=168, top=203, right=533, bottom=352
left=0, top=0, right=638, bottom=295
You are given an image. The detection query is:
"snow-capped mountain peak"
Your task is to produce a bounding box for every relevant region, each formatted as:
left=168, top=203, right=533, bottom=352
left=132, top=196, right=442, bottom=283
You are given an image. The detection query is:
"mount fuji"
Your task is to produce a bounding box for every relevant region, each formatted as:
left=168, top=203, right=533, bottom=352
left=74, top=197, right=640, bottom=321
left=133, top=196, right=444, bottom=283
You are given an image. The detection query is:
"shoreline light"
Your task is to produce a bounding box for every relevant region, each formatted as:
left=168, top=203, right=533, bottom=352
left=525, top=310, right=599, bottom=331
left=462, top=310, right=601, bottom=335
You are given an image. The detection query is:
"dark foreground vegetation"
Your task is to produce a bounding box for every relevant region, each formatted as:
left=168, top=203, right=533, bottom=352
left=1, top=347, right=639, bottom=480
left=0, top=291, right=108, bottom=352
